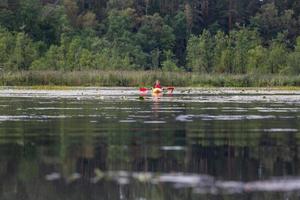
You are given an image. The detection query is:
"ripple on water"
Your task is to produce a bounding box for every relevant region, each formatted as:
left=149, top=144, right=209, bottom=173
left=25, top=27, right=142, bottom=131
left=175, top=115, right=194, bottom=122
left=263, top=128, right=298, bottom=132
left=119, top=120, right=137, bottom=123
left=0, top=115, right=69, bottom=122
left=128, top=115, right=150, bottom=119
left=26, top=107, right=83, bottom=110
left=143, top=121, right=166, bottom=124
left=252, top=107, right=300, bottom=113
left=161, top=146, right=186, bottom=151
left=175, top=114, right=276, bottom=122
left=42, top=169, right=300, bottom=194
left=221, top=109, right=248, bottom=112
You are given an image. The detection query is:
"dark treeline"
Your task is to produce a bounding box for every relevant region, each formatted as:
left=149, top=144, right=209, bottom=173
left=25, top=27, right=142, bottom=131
left=0, top=0, right=299, bottom=74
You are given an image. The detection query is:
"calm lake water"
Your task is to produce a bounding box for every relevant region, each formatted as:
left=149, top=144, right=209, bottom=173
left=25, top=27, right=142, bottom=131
left=0, top=88, right=300, bottom=200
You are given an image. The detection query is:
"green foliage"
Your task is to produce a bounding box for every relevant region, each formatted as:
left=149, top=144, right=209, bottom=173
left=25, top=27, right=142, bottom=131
left=231, top=28, right=260, bottom=73
left=246, top=45, right=267, bottom=74
left=187, top=28, right=268, bottom=74
left=0, top=9, right=16, bottom=30
left=10, top=32, right=38, bottom=70
left=251, top=3, right=298, bottom=41
left=2, top=70, right=300, bottom=87
left=287, top=52, right=300, bottom=74
left=213, top=31, right=228, bottom=73
left=161, top=50, right=180, bottom=72
left=107, top=0, right=134, bottom=10
left=0, top=27, right=14, bottom=69
left=0, top=0, right=299, bottom=76
left=105, top=9, right=146, bottom=68
left=267, top=40, right=288, bottom=74
left=31, top=43, right=66, bottom=70
left=172, top=11, right=188, bottom=66
left=286, top=37, right=300, bottom=74
left=136, top=13, right=175, bottom=69
left=187, top=30, right=214, bottom=73
left=218, top=49, right=233, bottom=73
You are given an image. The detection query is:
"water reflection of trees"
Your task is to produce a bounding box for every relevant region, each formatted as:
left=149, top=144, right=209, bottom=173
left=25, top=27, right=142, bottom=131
left=0, top=131, right=300, bottom=199
left=0, top=99, right=300, bottom=199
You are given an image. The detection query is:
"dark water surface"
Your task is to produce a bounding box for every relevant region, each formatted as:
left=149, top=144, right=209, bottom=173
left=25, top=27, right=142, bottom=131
left=0, top=91, right=300, bottom=200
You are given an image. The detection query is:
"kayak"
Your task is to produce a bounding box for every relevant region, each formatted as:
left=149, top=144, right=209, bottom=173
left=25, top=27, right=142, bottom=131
left=152, top=88, right=163, bottom=94
left=139, top=87, right=174, bottom=94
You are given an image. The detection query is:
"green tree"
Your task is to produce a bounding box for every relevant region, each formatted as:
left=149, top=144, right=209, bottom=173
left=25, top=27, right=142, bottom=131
left=267, top=40, right=288, bottom=73
left=251, top=3, right=297, bottom=42
left=63, top=0, right=97, bottom=30
left=246, top=45, right=267, bottom=73
left=219, top=48, right=233, bottom=73
left=10, top=32, right=38, bottom=70
left=107, top=0, right=134, bottom=10
left=186, top=30, right=214, bottom=73
left=0, top=8, right=16, bottom=30
left=162, top=50, right=180, bottom=72
left=136, top=13, right=175, bottom=69
left=0, top=27, right=14, bottom=69
left=79, top=49, right=94, bottom=69
left=213, top=31, right=228, bottom=73
left=31, top=45, right=65, bottom=70
left=231, top=28, right=260, bottom=73
left=65, top=37, right=82, bottom=70
left=172, top=11, right=188, bottom=67
left=106, top=9, right=146, bottom=69
left=287, top=37, right=300, bottom=74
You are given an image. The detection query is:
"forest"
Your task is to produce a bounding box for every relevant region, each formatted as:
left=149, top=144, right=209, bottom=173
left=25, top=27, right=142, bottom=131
left=0, top=0, right=299, bottom=75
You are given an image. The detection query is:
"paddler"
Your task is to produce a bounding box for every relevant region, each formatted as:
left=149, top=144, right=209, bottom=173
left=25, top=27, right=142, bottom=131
left=153, top=80, right=162, bottom=89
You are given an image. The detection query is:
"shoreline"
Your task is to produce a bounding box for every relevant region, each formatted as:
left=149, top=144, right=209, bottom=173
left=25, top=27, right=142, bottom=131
left=1, top=86, right=300, bottom=93
left=0, top=87, right=300, bottom=103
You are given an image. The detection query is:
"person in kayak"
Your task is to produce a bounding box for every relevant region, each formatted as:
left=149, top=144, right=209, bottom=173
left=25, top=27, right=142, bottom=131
left=153, top=80, right=162, bottom=89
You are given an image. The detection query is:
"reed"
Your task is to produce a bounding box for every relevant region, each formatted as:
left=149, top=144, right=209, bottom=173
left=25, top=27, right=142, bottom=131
left=1, top=70, right=300, bottom=88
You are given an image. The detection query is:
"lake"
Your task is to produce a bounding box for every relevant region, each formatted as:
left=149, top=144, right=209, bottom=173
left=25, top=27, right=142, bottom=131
left=0, top=88, right=300, bottom=200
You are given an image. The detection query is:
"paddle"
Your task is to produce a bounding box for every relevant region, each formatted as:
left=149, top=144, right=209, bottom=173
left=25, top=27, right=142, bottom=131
left=139, top=87, right=151, bottom=92
left=166, top=87, right=174, bottom=93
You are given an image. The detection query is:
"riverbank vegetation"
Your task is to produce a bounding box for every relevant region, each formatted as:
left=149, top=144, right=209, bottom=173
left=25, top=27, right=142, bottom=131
left=0, top=0, right=299, bottom=86
left=1, top=70, right=300, bottom=87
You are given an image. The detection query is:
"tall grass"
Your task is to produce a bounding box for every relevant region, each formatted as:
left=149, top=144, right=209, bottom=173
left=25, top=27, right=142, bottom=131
left=1, top=70, right=300, bottom=87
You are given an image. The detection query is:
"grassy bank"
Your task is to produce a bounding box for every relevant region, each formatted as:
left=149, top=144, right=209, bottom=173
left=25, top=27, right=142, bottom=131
left=1, top=70, right=300, bottom=87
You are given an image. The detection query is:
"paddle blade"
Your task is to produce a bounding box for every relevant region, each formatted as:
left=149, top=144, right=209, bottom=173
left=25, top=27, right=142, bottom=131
left=139, top=87, right=148, bottom=92
left=167, top=87, right=175, bottom=93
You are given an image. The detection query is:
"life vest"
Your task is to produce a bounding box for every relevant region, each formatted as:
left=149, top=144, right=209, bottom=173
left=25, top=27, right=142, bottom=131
left=153, top=84, right=162, bottom=89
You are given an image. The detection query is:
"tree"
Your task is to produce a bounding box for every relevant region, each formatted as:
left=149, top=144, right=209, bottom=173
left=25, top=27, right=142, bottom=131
left=79, top=48, right=94, bottom=69
left=246, top=45, right=267, bottom=74
left=64, top=0, right=98, bottom=30
left=31, top=44, right=65, bottom=70
left=0, top=8, right=16, bottom=30
left=251, top=3, right=298, bottom=42
left=266, top=37, right=288, bottom=74
left=10, top=32, right=38, bottom=70
left=106, top=8, right=146, bottom=69
left=0, top=27, right=14, bottom=69
left=213, top=31, right=228, bottom=72
left=107, top=0, right=134, bottom=10
left=187, top=30, right=214, bottom=73
left=172, top=11, right=188, bottom=66
left=162, top=50, right=180, bottom=72
left=286, top=36, right=300, bottom=74
left=136, top=13, right=175, bottom=69
left=184, top=0, right=203, bottom=34
left=231, top=27, right=260, bottom=73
